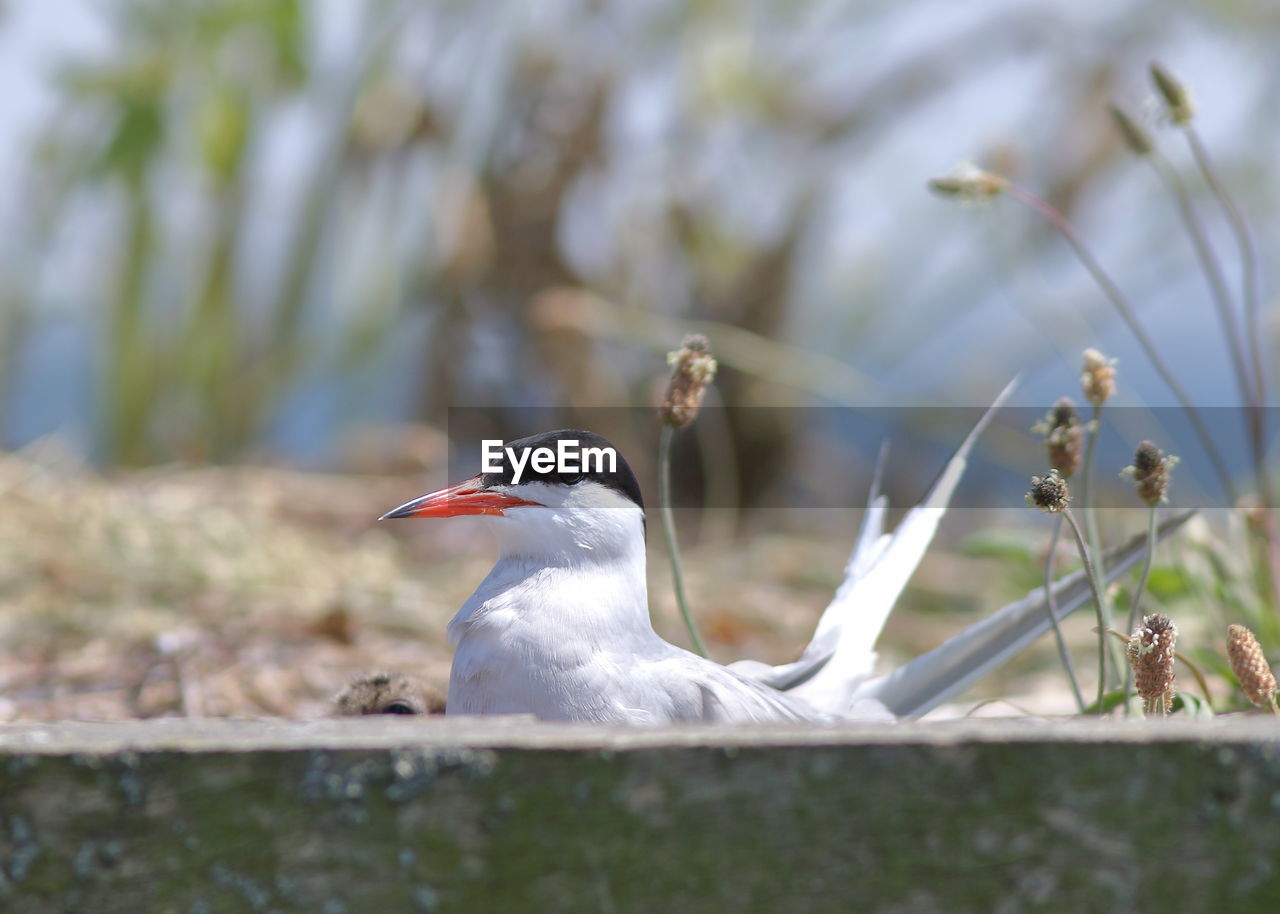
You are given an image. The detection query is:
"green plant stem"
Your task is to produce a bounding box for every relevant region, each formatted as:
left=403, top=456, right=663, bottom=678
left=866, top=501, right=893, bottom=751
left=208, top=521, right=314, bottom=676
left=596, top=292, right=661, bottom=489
left=1183, top=128, right=1264, bottom=413
left=1180, top=127, right=1280, bottom=614
left=658, top=425, right=708, bottom=657
left=1079, top=403, right=1120, bottom=685
left=1125, top=507, right=1160, bottom=635
left=1061, top=507, right=1109, bottom=712
left=1177, top=650, right=1214, bottom=714
left=963, top=697, right=1039, bottom=718
left=1148, top=154, right=1255, bottom=424
left=1043, top=516, right=1087, bottom=712
left=1004, top=183, right=1237, bottom=503
left=1121, top=506, right=1159, bottom=714
left=1147, top=149, right=1280, bottom=610
left=694, top=387, right=739, bottom=545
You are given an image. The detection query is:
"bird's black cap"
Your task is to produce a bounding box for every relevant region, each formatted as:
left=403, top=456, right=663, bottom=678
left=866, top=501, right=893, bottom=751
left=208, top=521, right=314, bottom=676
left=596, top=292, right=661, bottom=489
left=480, top=429, right=644, bottom=509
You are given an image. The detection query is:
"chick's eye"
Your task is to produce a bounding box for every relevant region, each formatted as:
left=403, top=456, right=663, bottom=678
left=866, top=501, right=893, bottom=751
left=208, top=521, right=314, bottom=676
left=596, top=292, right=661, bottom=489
left=381, top=701, right=418, bottom=715
left=561, top=472, right=582, bottom=485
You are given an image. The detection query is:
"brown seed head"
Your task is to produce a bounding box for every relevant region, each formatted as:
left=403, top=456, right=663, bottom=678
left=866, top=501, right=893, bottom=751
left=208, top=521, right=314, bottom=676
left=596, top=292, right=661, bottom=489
left=660, top=335, right=718, bottom=429
left=1127, top=613, right=1177, bottom=715
left=1126, top=440, right=1177, bottom=506
left=928, top=165, right=1007, bottom=202
left=1226, top=624, right=1277, bottom=710
left=1149, top=61, right=1195, bottom=125
left=1133, top=441, right=1161, bottom=474
left=1034, top=397, right=1084, bottom=478
left=1109, top=104, right=1153, bottom=156
left=1047, top=398, right=1078, bottom=430
left=1080, top=348, right=1116, bottom=406
left=1026, top=470, right=1070, bottom=514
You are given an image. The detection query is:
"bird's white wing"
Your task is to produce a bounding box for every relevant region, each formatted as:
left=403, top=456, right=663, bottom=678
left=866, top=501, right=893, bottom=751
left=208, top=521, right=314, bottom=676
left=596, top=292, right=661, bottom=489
left=855, top=509, right=1194, bottom=718
left=649, top=652, right=882, bottom=723
left=730, top=377, right=1017, bottom=708
left=815, top=441, right=891, bottom=642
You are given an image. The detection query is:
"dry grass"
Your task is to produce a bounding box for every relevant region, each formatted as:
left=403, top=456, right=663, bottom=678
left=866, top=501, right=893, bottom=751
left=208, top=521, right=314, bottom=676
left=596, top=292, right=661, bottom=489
left=0, top=445, right=475, bottom=720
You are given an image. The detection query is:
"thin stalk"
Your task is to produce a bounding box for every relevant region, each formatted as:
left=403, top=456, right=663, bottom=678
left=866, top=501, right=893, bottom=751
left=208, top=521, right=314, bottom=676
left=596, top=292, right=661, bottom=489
left=1120, top=506, right=1159, bottom=714
left=1061, top=507, right=1109, bottom=712
left=658, top=425, right=708, bottom=657
left=1176, top=649, right=1214, bottom=713
left=1043, top=516, right=1087, bottom=712
left=1004, top=183, right=1237, bottom=502
left=1125, top=506, right=1160, bottom=634
left=694, top=388, right=739, bottom=545
left=963, top=697, right=1040, bottom=718
left=1183, top=128, right=1264, bottom=413
left=1148, top=154, right=1255, bottom=423
left=1079, top=403, right=1120, bottom=684
left=1181, top=127, right=1280, bottom=612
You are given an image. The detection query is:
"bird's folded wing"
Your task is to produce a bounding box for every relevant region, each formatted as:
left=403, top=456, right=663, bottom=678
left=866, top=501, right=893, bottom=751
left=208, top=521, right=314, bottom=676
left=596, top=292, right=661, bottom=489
left=656, top=656, right=875, bottom=723
left=854, top=509, right=1195, bottom=718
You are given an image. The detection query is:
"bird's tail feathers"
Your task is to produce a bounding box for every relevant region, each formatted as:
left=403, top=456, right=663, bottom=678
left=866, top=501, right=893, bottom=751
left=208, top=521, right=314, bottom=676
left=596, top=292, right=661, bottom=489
left=781, top=377, right=1019, bottom=712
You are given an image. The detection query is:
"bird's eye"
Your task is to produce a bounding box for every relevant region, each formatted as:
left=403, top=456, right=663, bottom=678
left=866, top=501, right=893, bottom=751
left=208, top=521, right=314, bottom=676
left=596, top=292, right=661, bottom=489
left=381, top=701, right=419, bottom=715
left=560, top=472, right=583, bottom=485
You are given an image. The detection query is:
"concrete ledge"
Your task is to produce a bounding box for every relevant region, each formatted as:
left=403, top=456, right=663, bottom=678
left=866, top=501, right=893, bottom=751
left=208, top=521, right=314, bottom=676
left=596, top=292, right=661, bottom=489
left=2, top=718, right=1278, bottom=912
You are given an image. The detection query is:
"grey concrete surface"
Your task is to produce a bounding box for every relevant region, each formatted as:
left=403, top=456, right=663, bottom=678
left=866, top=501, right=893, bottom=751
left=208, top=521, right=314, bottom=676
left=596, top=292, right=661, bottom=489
left=1, top=716, right=1278, bottom=912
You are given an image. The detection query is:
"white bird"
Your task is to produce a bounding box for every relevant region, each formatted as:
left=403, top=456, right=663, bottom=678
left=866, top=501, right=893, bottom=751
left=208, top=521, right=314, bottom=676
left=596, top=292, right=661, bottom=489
left=381, top=386, right=1190, bottom=724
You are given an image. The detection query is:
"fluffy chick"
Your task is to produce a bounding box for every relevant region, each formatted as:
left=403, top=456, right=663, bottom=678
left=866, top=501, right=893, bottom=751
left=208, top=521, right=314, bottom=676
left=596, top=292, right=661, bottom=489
left=332, top=671, right=446, bottom=716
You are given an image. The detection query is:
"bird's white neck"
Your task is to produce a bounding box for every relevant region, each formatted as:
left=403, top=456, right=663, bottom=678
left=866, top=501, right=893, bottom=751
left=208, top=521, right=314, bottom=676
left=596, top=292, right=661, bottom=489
left=447, top=503, right=657, bottom=646
left=445, top=503, right=675, bottom=719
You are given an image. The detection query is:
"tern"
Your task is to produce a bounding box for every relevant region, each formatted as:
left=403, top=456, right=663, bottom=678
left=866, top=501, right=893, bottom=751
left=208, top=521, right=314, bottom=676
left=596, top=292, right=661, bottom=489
left=382, top=387, right=1190, bottom=723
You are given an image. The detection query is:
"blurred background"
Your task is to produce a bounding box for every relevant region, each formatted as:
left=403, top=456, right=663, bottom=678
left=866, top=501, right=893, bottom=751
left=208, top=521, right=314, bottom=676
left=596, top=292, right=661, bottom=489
left=0, top=0, right=1276, bottom=719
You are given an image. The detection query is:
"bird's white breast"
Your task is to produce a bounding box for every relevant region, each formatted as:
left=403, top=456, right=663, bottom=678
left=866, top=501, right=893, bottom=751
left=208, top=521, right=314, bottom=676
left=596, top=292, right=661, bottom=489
left=445, top=546, right=684, bottom=722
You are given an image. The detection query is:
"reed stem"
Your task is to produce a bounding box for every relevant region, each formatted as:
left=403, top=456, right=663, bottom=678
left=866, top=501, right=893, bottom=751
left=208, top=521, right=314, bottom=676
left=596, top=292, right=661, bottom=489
left=1061, top=507, right=1109, bottom=712
left=1183, top=128, right=1264, bottom=413
left=1148, top=154, right=1255, bottom=424
left=1078, top=402, right=1121, bottom=684
left=1121, top=506, right=1159, bottom=714
left=1043, top=516, right=1087, bottom=712
left=659, top=425, right=709, bottom=657
left=1181, top=127, right=1280, bottom=611
left=1004, top=183, right=1237, bottom=503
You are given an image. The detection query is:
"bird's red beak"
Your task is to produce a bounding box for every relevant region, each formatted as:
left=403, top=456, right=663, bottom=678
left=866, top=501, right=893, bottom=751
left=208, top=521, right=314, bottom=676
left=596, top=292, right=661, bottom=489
left=379, top=475, right=541, bottom=519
